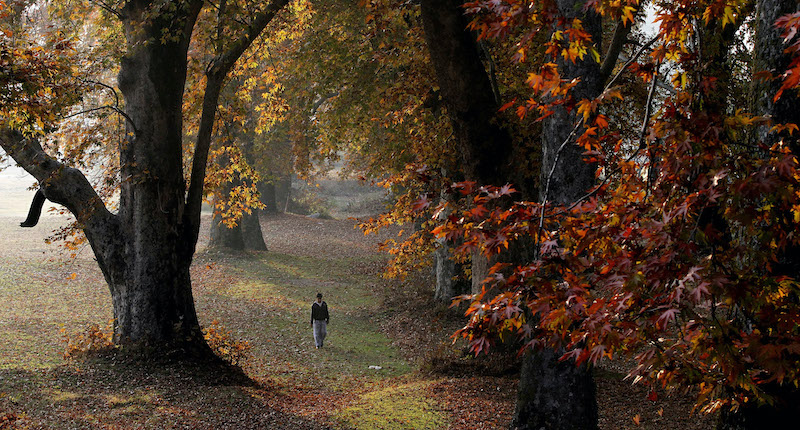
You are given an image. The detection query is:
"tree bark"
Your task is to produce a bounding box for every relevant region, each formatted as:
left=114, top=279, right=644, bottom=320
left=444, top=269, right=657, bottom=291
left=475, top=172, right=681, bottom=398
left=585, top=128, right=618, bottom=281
left=240, top=209, right=268, bottom=251
left=258, top=181, right=279, bottom=213
left=512, top=348, right=598, bottom=430
left=511, top=0, right=603, bottom=428
left=717, top=387, right=800, bottom=430
left=419, top=0, right=513, bottom=187
left=433, top=243, right=458, bottom=301
left=419, top=0, right=515, bottom=301
left=111, top=0, right=206, bottom=347
left=752, top=0, right=800, bottom=282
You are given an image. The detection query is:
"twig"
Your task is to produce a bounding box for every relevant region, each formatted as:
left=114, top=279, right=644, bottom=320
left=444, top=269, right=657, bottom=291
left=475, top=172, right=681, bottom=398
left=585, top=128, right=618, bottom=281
left=562, top=65, right=661, bottom=213
left=61, top=105, right=138, bottom=135
left=90, top=1, right=122, bottom=19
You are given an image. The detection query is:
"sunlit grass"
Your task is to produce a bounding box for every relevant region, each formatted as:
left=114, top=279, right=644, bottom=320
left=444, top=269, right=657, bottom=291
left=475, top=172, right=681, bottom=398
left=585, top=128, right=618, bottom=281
left=198, top=249, right=411, bottom=391
left=335, top=380, right=446, bottom=430
left=0, top=216, right=428, bottom=428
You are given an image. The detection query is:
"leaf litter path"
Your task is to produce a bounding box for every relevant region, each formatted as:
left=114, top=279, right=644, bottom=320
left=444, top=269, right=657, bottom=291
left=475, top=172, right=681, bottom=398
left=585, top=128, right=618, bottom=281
left=0, top=213, right=513, bottom=429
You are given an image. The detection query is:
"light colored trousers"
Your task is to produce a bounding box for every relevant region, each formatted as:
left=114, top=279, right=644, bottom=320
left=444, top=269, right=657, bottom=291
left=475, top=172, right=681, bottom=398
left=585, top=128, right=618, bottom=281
left=313, top=320, right=327, bottom=347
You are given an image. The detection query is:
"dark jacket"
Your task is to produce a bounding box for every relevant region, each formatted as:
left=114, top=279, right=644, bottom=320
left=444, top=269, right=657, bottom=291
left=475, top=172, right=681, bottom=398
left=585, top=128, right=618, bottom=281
left=311, top=301, right=329, bottom=325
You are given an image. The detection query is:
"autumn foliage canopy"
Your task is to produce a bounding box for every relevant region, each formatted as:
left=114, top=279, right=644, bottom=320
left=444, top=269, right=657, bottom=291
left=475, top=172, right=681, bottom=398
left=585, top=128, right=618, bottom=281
left=405, top=0, right=800, bottom=413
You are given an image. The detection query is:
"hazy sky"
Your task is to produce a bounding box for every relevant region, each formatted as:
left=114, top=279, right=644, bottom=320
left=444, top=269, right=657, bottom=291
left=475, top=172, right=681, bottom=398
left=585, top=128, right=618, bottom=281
left=0, top=162, right=53, bottom=218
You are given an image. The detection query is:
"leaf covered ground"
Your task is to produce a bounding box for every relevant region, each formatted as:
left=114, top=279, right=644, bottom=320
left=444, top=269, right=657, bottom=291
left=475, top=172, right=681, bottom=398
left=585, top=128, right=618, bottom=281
left=0, top=213, right=713, bottom=429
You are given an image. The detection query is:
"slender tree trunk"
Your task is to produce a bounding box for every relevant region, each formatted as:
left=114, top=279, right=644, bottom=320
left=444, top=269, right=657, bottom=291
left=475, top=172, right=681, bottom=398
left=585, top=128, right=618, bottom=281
left=433, top=243, right=458, bottom=301
left=278, top=175, right=292, bottom=213
left=433, top=189, right=468, bottom=302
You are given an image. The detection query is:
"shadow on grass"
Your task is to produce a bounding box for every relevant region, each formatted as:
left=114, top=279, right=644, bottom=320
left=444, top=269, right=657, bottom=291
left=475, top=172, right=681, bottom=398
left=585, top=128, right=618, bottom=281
left=0, top=359, right=332, bottom=429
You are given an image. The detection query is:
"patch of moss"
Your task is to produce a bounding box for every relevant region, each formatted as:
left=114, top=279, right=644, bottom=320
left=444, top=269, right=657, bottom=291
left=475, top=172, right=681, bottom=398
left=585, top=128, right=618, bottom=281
left=334, top=381, right=446, bottom=430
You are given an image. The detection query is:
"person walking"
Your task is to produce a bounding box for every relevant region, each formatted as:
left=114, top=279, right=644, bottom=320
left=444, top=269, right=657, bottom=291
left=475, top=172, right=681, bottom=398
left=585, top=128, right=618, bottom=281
left=310, top=293, right=329, bottom=349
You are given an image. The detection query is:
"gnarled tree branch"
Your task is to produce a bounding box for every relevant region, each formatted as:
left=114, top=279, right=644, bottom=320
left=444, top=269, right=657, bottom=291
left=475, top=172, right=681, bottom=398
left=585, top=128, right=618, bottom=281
left=0, top=127, right=124, bottom=281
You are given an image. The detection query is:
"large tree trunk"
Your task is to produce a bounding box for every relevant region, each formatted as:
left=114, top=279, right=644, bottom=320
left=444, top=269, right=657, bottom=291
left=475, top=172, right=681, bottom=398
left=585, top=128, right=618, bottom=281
left=2, top=0, right=290, bottom=355
left=419, top=0, right=515, bottom=299
left=209, top=181, right=268, bottom=251
left=513, top=348, right=598, bottom=429
left=419, top=0, right=512, bottom=186
left=717, top=388, right=800, bottom=430
left=209, top=154, right=268, bottom=251
left=210, top=208, right=266, bottom=251
left=419, top=1, right=598, bottom=427
left=210, top=188, right=245, bottom=251
left=511, top=0, right=603, bottom=428
left=111, top=1, right=206, bottom=347
left=258, top=181, right=279, bottom=213
left=240, top=210, right=268, bottom=251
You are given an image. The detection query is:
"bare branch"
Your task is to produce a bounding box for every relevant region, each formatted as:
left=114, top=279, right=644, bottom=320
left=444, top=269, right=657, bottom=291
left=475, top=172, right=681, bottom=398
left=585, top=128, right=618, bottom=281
left=603, top=35, right=660, bottom=94
left=543, top=65, right=663, bottom=218
left=535, top=35, right=661, bottom=254
left=62, top=105, right=138, bottom=133
left=90, top=0, right=122, bottom=19
left=599, top=5, right=641, bottom=85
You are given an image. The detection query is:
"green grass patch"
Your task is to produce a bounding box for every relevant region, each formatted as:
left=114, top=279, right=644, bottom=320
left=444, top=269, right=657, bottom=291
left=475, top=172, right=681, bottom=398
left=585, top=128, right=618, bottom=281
left=224, top=252, right=375, bottom=305
left=334, top=380, right=446, bottom=430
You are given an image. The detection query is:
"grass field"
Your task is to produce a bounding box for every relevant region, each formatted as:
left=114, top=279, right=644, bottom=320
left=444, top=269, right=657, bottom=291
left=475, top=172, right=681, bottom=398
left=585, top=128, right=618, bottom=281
left=0, top=213, right=714, bottom=429
left=0, top=213, right=518, bottom=429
